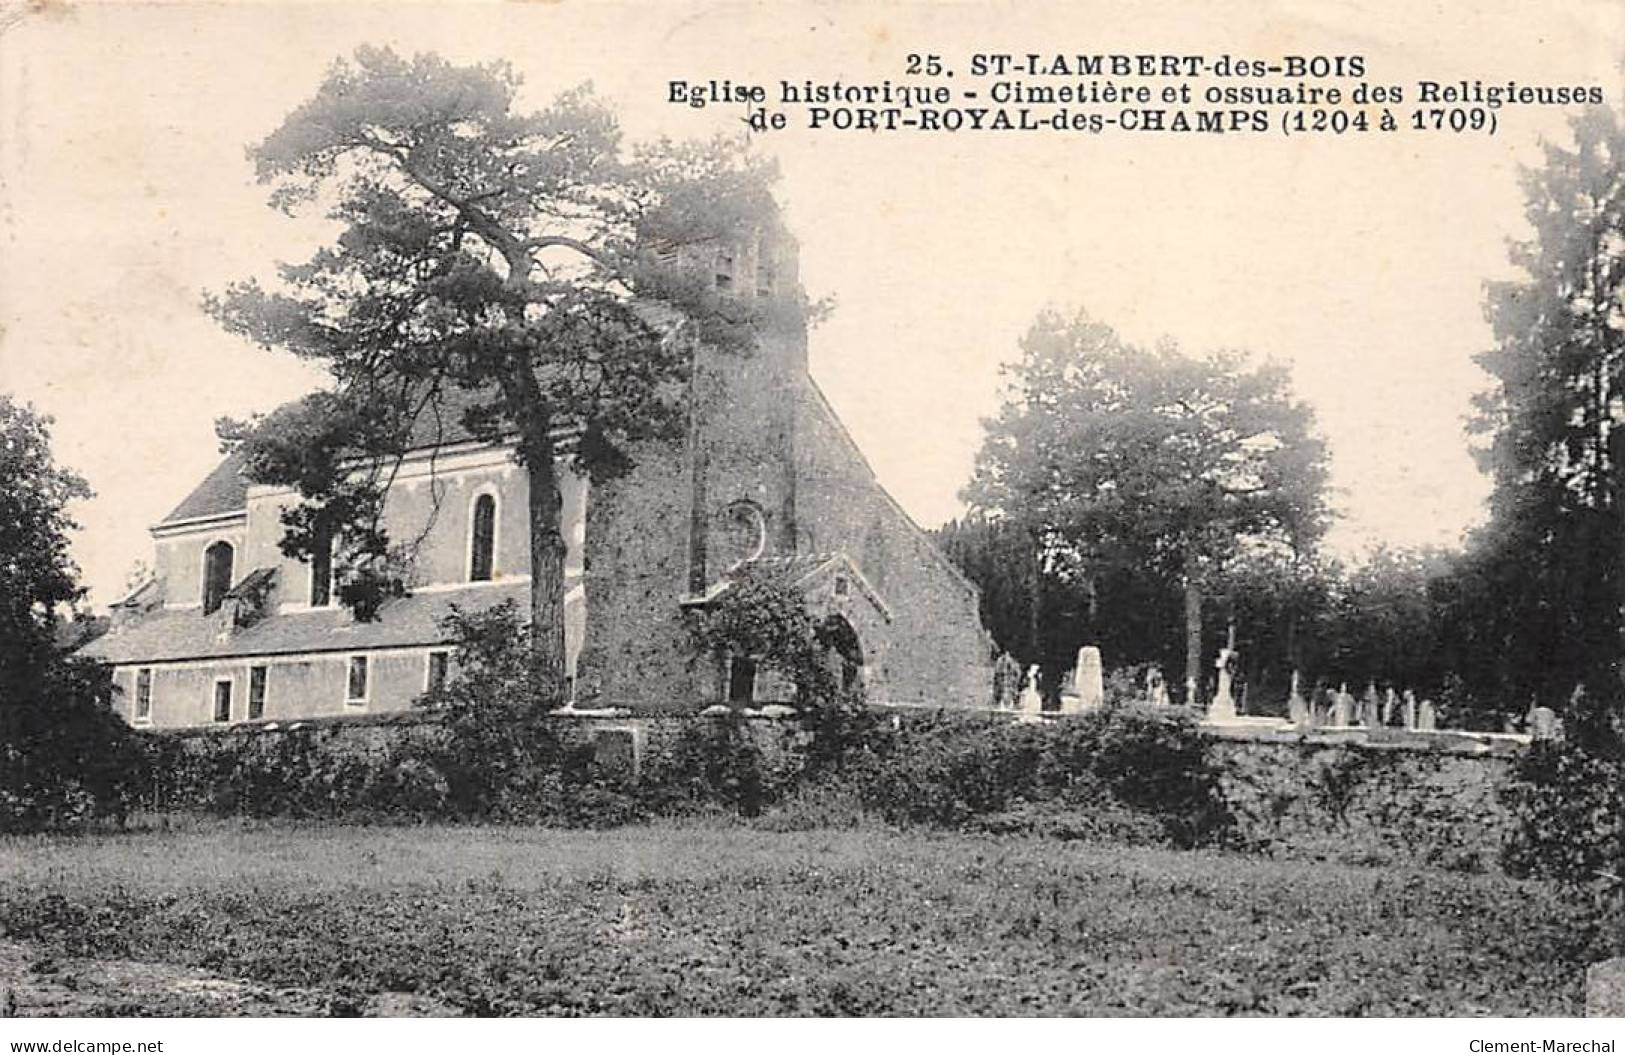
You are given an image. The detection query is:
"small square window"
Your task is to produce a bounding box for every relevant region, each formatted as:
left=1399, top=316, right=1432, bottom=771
left=345, top=656, right=369, bottom=707
left=212, top=679, right=233, bottom=723
left=134, top=668, right=153, bottom=722
left=248, top=665, right=268, bottom=720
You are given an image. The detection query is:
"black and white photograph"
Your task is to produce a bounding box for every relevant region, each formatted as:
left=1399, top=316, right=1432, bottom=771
left=1, top=0, right=1623, bottom=1032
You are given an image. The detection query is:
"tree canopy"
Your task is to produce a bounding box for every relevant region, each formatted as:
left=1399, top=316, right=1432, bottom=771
left=0, top=396, right=141, bottom=832
left=1465, top=106, right=1625, bottom=705
left=964, top=309, right=1330, bottom=702
left=0, top=395, right=90, bottom=684
left=207, top=47, right=787, bottom=702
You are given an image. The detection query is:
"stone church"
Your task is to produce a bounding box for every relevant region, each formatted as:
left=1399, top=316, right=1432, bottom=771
left=81, top=224, right=995, bottom=726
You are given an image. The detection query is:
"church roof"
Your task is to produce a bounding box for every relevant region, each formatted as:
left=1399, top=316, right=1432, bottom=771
left=79, top=580, right=533, bottom=665
left=158, top=450, right=249, bottom=525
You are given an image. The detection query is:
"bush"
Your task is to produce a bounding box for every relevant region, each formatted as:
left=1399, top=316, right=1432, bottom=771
left=0, top=660, right=148, bottom=833
left=638, top=714, right=786, bottom=818
left=804, top=704, right=1231, bottom=846
left=1501, top=740, right=1624, bottom=887
left=129, top=597, right=1231, bottom=850
left=1499, top=689, right=1625, bottom=954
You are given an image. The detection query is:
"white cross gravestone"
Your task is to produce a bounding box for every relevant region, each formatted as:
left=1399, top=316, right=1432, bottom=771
left=1018, top=665, right=1043, bottom=714
left=1207, top=648, right=1238, bottom=722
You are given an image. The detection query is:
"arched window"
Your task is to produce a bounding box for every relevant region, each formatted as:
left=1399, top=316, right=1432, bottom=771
left=469, top=492, right=496, bottom=582
left=202, top=541, right=234, bottom=614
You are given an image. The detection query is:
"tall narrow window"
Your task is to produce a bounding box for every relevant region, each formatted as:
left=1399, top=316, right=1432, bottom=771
left=425, top=650, right=450, bottom=694
left=345, top=655, right=369, bottom=707
left=212, top=679, right=233, bottom=723
left=202, top=541, right=234, bottom=614
left=134, top=668, right=153, bottom=722
left=727, top=656, right=757, bottom=705
left=248, top=665, right=268, bottom=720
left=310, top=528, right=332, bottom=607
left=469, top=493, right=496, bottom=582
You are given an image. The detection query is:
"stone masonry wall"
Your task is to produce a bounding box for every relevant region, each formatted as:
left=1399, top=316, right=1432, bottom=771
left=139, top=710, right=1523, bottom=873
left=1210, top=728, right=1518, bottom=871
left=793, top=381, right=995, bottom=706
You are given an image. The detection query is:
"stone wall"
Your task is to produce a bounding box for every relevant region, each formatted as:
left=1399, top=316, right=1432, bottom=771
left=793, top=381, right=995, bottom=706
left=579, top=248, right=993, bottom=711
left=579, top=250, right=806, bottom=711
left=1208, top=726, right=1519, bottom=870
left=140, top=708, right=1525, bottom=874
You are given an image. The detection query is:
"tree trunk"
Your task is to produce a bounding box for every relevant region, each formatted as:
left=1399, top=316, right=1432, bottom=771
left=1027, top=532, right=1043, bottom=665
left=1183, top=562, right=1202, bottom=707
left=524, top=446, right=568, bottom=707
left=1612, top=426, right=1625, bottom=695
left=502, top=364, right=568, bottom=708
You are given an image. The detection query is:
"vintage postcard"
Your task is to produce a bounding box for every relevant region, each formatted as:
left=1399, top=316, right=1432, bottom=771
left=0, top=0, right=1622, bottom=1035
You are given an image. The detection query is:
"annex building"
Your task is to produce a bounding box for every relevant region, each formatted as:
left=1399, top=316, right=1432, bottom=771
left=80, top=224, right=995, bottom=727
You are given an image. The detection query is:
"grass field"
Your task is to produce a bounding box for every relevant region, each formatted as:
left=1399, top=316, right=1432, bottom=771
left=0, top=820, right=1598, bottom=1016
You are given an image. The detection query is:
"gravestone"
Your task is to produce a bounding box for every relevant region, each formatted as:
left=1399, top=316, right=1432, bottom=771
left=1331, top=684, right=1353, bottom=726
left=1587, top=957, right=1625, bottom=1017
left=1018, top=665, right=1043, bottom=714
left=993, top=652, right=1023, bottom=710
left=1287, top=670, right=1309, bottom=726
left=1075, top=646, right=1104, bottom=711
left=1418, top=698, right=1437, bottom=731
left=1311, top=687, right=1331, bottom=727
left=1145, top=667, right=1170, bottom=707
left=1208, top=648, right=1238, bottom=722
left=1529, top=705, right=1561, bottom=740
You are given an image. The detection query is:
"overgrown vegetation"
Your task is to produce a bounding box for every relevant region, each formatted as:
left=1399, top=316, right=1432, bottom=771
left=1499, top=682, right=1625, bottom=951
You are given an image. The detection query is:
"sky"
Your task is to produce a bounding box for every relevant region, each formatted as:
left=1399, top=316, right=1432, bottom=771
left=1, top=0, right=1622, bottom=607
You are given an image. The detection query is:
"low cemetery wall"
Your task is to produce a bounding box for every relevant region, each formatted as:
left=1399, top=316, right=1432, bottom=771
left=1208, top=725, right=1519, bottom=871
left=140, top=707, right=1525, bottom=872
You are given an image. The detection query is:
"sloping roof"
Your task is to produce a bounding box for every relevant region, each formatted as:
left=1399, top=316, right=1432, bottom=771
left=798, top=375, right=982, bottom=601
left=732, top=553, right=842, bottom=587
left=159, top=450, right=248, bottom=525
left=79, top=581, right=532, bottom=665
left=155, top=387, right=519, bottom=529
left=682, top=551, right=893, bottom=622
